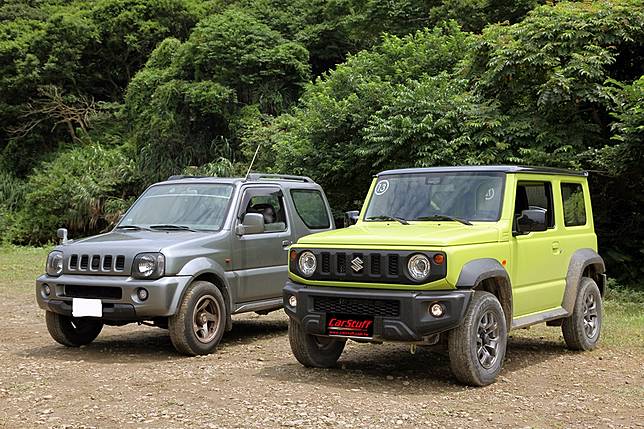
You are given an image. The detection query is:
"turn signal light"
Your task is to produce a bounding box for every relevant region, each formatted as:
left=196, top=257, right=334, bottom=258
left=433, top=254, right=445, bottom=265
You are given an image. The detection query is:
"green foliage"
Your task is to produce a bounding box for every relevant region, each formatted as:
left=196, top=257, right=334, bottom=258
left=125, top=8, right=310, bottom=182
left=0, top=0, right=642, bottom=287
left=11, top=144, right=137, bottom=244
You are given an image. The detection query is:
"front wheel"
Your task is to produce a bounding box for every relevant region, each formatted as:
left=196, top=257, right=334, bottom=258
left=45, top=311, right=103, bottom=347
left=169, top=281, right=227, bottom=356
left=288, top=318, right=346, bottom=368
left=562, top=277, right=602, bottom=351
left=448, top=291, right=508, bottom=386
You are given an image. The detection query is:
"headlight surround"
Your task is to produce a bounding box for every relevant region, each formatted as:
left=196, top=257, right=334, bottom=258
left=407, top=253, right=431, bottom=282
left=297, top=251, right=317, bottom=277
left=46, top=251, right=64, bottom=276
left=132, top=252, right=165, bottom=279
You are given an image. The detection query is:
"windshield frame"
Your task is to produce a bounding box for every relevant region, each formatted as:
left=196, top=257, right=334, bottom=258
left=116, top=182, right=236, bottom=232
left=362, top=171, right=506, bottom=223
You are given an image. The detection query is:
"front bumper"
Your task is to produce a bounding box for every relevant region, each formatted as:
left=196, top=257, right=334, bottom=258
left=283, top=281, right=472, bottom=342
left=36, top=274, right=193, bottom=320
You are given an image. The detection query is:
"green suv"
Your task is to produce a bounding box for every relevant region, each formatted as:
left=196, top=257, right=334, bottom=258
left=283, top=166, right=605, bottom=386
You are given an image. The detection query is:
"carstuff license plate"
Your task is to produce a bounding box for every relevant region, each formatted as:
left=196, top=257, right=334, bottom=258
left=326, top=314, right=374, bottom=338
left=72, top=298, right=103, bottom=318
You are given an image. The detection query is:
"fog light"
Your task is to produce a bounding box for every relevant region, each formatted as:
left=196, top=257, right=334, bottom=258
left=288, top=295, right=297, bottom=307
left=429, top=303, right=444, bottom=317
left=42, top=284, right=51, bottom=297
left=137, top=288, right=149, bottom=301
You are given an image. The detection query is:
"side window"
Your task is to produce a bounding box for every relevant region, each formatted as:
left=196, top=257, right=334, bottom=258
left=290, top=189, right=330, bottom=229
left=241, top=189, right=288, bottom=232
left=514, top=181, right=555, bottom=228
left=561, top=183, right=587, bottom=226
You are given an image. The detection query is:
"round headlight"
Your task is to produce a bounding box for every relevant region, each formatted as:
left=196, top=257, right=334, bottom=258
left=298, top=251, right=317, bottom=277
left=407, top=254, right=430, bottom=281
left=46, top=251, right=64, bottom=276
left=137, top=255, right=156, bottom=277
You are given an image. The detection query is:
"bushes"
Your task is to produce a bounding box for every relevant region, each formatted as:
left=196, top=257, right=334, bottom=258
left=10, top=144, right=137, bottom=244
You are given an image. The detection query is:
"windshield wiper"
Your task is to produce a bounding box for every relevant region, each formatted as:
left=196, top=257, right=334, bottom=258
left=149, top=224, right=196, bottom=232
left=115, top=225, right=150, bottom=231
left=413, top=215, right=473, bottom=226
left=365, top=215, right=409, bottom=225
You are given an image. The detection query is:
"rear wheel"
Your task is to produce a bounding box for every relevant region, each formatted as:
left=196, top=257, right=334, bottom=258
left=169, top=281, right=227, bottom=356
left=562, top=277, right=602, bottom=351
left=45, top=311, right=103, bottom=347
left=288, top=318, right=346, bottom=368
left=448, top=291, right=508, bottom=386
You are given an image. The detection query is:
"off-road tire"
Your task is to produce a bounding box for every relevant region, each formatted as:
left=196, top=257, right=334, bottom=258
left=45, top=311, right=103, bottom=347
left=288, top=318, right=346, bottom=368
left=448, top=291, right=508, bottom=387
left=562, top=277, right=602, bottom=351
left=169, top=281, right=227, bottom=356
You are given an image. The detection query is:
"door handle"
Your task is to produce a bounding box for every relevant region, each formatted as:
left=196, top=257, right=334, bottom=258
left=552, top=241, right=563, bottom=255
left=282, top=240, right=292, bottom=248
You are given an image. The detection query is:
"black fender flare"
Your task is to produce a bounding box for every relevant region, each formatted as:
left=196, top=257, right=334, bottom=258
left=563, top=248, right=606, bottom=313
left=456, top=258, right=513, bottom=328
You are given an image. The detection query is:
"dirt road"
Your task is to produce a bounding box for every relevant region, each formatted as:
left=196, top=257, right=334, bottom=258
left=0, top=292, right=642, bottom=429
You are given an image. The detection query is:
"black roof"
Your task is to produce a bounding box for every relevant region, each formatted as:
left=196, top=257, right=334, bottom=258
left=378, top=165, right=587, bottom=177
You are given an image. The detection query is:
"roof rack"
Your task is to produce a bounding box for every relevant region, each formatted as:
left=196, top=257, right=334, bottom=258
left=166, top=175, right=211, bottom=181
left=246, top=173, right=314, bottom=183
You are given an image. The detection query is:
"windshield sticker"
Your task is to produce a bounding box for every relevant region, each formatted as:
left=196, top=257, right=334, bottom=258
left=484, top=188, right=495, bottom=200
left=374, top=180, right=390, bottom=195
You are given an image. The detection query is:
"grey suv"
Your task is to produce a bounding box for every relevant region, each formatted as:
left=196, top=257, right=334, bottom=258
left=36, top=174, right=334, bottom=355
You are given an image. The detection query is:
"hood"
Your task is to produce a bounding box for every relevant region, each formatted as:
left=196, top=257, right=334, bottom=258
left=63, top=230, right=216, bottom=253
left=296, top=222, right=502, bottom=248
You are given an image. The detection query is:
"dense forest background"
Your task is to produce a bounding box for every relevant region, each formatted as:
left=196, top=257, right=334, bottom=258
left=0, top=0, right=642, bottom=287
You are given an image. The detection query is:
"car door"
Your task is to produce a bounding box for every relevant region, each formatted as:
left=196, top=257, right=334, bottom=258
left=510, top=177, right=567, bottom=317
left=231, top=186, right=294, bottom=302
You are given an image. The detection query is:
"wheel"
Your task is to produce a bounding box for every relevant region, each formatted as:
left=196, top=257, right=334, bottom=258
left=45, top=311, right=103, bottom=347
left=168, top=281, right=227, bottom=356
left=562, top=277, right=602, bottom=351
left=448, top=291, right=508, bottom=386
left=288, top=318, right=346, bottom=368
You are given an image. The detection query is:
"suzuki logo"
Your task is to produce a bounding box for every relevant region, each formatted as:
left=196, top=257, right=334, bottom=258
left=351, top=257, right=364, bottom=272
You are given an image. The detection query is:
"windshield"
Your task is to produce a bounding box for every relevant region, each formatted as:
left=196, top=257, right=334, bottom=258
left=364, top=172, right=505, bottom=222
left=119, top=183, right=234, bottom=231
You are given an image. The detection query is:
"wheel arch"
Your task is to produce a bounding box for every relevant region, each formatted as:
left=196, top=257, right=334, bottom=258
left=563, top=248, right=606, bottom=313
left=176, top=257, right=234, bottom=332
left=456, top=258, right=513, bottom=329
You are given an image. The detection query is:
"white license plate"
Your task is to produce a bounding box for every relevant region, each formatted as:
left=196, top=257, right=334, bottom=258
left=72, top=298, right=102, bottom=318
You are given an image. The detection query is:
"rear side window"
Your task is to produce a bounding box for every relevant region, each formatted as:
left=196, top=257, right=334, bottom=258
left=290, top=189, right=330, bottom=229
left=515, top=181, right=555, bottom=228
left=561, top=183, right=587, bottom=226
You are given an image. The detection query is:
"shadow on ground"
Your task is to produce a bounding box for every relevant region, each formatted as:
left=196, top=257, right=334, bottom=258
left=20, top=317, right=288, bottom=363
left=259, top=334, right=570, bottom=391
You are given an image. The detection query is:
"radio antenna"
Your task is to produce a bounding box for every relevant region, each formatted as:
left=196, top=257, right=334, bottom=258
left=244, top=142, right=261, bottom=181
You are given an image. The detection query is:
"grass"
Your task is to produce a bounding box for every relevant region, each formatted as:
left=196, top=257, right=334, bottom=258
left=0, top=246, right=51, bottom=296
left=1, top=246, right=641, bottom=348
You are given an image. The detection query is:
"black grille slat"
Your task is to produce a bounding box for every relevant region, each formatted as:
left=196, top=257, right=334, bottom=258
left=91, top=255, right=100, bottom=271
left=102, top=255, right=113, bottom=271
left=64, top=285, right=122, bottom=300
left=388, top=254, right=399, bottom=276
left=371, top=254, right=381, bottom=275
left=336, top=253, right=346, bottom=274
left=314, top=296, right=400, bottom=317
left=115, top=256, right=125, bottom=271
left=321, top=253, right=330, bottom=273
left=69, top=255, right=78, bottom=270
left=80, top=255, right=89, bottom=270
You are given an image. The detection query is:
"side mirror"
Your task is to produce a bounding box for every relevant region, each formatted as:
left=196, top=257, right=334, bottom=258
left=515, top=209, right=547, bottom=235
left=57, top=228, right=69, bottom=244
left=235, top=213, right=265, bottom=235
left=344, top=210, right=360, bottom=228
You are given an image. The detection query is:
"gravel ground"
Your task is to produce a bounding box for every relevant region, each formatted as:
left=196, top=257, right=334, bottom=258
left=0, top=293, right=642, bottom=429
